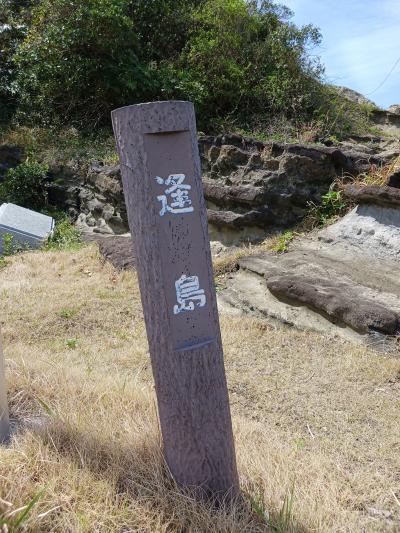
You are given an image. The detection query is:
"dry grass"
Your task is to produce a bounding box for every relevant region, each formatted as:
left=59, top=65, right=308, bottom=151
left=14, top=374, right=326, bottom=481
left=213, top=235, right=285, bottom=278
left=342, top=156, right=400, bottom=188
left=0, top=246, right=400, bottom=531
left=0, top=126, right=118, bottom=167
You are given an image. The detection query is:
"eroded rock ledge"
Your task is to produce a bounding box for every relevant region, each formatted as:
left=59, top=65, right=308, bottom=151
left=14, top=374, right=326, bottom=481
left=54, top=133, right=398, bottom=243
left=344, top=184, right=400, bottom=208
left=266, top=274, right=399, bottom=335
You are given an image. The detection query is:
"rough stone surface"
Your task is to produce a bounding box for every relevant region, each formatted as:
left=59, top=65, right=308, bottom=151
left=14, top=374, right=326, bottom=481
left=197, top=134, right=400, bottom=242
left=371, top=109, right=400, bottom=137
left=343, top=184, right=400, bottom=208
left=207, top=207, right=274, bottom=229
left=320, top=203, right=400, bottom=260
left=220, top=202, right=400, bottom=341
left=83, top=233, right=135, bottom=270
left=28, top=133, right=398, bottom=244
left=386, top=170, right=400, bottom=189
left=218, top=269, right=362, bottom=341
left=333, top=86, right=377, bottom=107
left=388, top=104, right=400, bottom=115
left=266, top=274, right=398, bottom=335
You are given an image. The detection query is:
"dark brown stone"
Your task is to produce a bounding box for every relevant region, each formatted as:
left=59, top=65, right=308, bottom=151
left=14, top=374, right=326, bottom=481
left=203, top=180, right=267, bottom=206
left=83, top=234, right=136, bottom=270
left=207, top=208, right=273, bottom=228
left=267, top=274, right=399, bottom=334
left=344, top=184, right=400, bottom=208
left=387, top=170, right=400, bottom=189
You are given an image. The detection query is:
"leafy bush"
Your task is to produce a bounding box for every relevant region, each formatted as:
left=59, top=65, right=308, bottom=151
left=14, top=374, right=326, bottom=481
left=45, top=216, right=82, bottom=250
left=273, top=230, right=295, bottom=253
left=0, top=161, right=48, bottom=209
left=311, top=85, right=379, bottom=138
left=169, top=0, right=323, bottom=127
left=1, top=0, right=378, bottom=137
left=0, top=1, right=36, bottom=122
left=307, top=190, right=347, bottom=228
left=13, top=0, right=149, bottom=126
left=9, top=0, right=325, bottom=130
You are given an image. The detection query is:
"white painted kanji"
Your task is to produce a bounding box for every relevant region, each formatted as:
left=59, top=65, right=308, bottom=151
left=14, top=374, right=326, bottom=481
left=155, top=174, right=194, bottom=216
left=173, top=274, right=206, bottom=314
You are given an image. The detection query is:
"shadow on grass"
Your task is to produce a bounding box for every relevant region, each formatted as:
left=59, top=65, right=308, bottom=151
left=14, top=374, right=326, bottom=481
left=26, top=418, right=310, bottom=532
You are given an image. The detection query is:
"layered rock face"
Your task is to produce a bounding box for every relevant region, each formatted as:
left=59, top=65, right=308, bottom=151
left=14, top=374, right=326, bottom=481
left=220, top=182, right=400, bottom=343
left=199, top=134, right=398, bottom=243
left=46, top=161, right=127, bottom=235
left=371, top=108, right=400, bottom=138
left=60, top=133, right=398, bottom=243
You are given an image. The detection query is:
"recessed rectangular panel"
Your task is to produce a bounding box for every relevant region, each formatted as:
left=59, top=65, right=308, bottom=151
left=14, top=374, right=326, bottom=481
left=144, top=131, right=217, bottom=351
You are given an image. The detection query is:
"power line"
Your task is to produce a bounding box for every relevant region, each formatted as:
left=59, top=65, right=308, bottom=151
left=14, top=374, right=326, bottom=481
left=365, top=54, right=400, bottom=96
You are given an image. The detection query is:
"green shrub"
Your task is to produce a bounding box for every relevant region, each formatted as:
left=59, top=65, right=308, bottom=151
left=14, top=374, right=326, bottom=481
left=10, top=0, right=325, bottom=130
left=2, top=0, right=377, bottom=137
left=0, top=161, right=48, bottom=209
left=12, top=0, right=203, bottom=127
left=162, top=0, right=324, bottom=129
left=273, top=230, right=295, bottom=253
left=307, top=190, right=347, bottom=227
left=314, top=86, right=377, bottom=138
left=13, top=0, right=147, bottom=126
left=0, top=1, right=37, bottom=123
left=45, top=215, right=82, bottom=250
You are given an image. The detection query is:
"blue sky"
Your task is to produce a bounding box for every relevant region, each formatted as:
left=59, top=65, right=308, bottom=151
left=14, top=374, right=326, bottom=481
left=281, top=0, right=400, bottom=109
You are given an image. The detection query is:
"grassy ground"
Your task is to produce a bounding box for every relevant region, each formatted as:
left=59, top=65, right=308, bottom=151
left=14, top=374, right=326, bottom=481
left=0, top=245, right=399, bottom=531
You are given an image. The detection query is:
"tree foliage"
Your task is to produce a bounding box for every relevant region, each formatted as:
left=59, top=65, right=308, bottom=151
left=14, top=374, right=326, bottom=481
left=166, top=0, right=323, bottom=125
left=0, top=0, right=37, bottom=122
left=2, top=0, right=326, bottom=130
left=0, top=161, right=48, bottom=209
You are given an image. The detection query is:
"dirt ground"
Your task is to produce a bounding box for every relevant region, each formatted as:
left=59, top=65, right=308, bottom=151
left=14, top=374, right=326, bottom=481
left=0, top=245, right=399, bottom=531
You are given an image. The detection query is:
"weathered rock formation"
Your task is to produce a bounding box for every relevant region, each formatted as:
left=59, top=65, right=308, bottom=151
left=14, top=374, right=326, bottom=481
left=29, top=133, right=398, bottom=243
left=388, top=104, right=400, bottom=115
left=344, top=184, right=400, bottom=208
left=199, top=134, right=399, bottom=243
left=333, top=86, right=377, bottom=107
left=83, top=233, right=135, bottom=269
left=46, top=161, right=127, bottom=235
left=331, top=85, right=400, bottom=137
left=371, top=108, right=400, bottom=138
left=220, top=184, right=400, bottom=343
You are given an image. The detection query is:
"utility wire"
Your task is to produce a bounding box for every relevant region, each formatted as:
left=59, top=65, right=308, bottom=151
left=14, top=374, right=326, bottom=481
left=365, top=54, right=400, bottom=96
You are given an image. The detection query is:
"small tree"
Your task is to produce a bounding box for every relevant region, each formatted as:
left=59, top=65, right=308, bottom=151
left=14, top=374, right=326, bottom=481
left=14, top=0, right=153, bottom=126
left=0, top=161, right=48, bottom=210
left=164, top=0, right=324, bottom=128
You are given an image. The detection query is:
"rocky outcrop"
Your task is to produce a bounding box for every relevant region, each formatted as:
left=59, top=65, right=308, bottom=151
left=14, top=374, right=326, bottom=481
left=333, top=86, right=377, bottom=107
left=331, top=86, right=400, bottom=137
left=344, top=184, right=400, bottom=208
left=77, top=162, right=127, bottom=234
left=47, top=161, right=128, bottom=235
left=3, top=132, right=397, bottom=243
left=219, top=189, right=400, bottom=342
left=388, top=105, right=400, bottom=115
left=198, top=134, right=399, bottom=243
left=220, top=225, right=400, bottom=342
left=83, top=233, right=135, bottom=269
left=371, top=108, right=400, bottom=137
left=266, top=274, right=398, bottom=335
